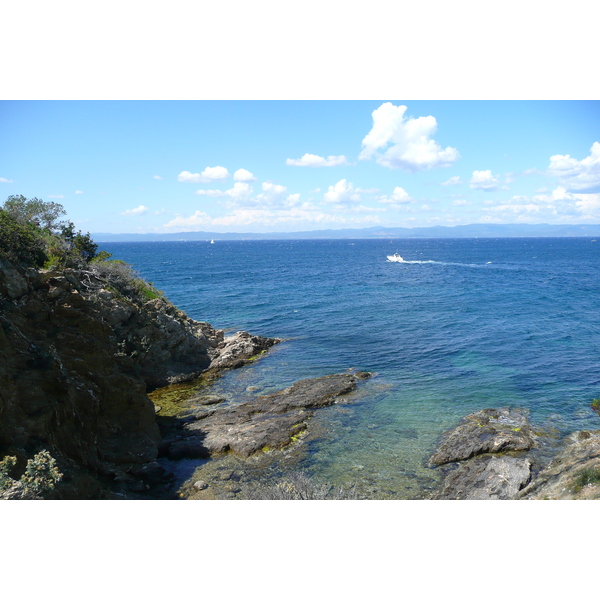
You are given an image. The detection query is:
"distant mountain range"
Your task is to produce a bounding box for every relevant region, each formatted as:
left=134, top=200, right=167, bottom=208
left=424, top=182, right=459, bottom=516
left=91, top=223, right=600, bottom=242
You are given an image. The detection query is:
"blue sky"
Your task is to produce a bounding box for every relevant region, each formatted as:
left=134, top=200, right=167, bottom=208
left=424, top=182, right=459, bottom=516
left=1, top=100, right=599, bottom=234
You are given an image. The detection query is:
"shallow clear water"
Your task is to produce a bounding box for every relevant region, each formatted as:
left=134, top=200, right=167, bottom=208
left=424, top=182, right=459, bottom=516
left=101, top=238, right=600, bottom=498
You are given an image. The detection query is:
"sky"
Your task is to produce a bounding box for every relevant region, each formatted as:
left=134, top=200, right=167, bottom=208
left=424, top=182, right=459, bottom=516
left=1, top=100, right=599, bottom=234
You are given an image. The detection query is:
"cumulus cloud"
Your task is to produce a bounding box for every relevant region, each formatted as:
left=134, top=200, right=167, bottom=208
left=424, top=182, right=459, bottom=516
left=546, top=142, right=600, bottom=192
left=178, top=166, right=230, bottom=183
left=233, top=168, right=257, bottom=182
left=482, top=185, right=600, bottom=222
left=470, top=170, right=501, bottom=191
left=0, top=177, right=13, bottom=183
left=453, top=199, right=470, bottom=206
left=286, top=153, right=349, bottom=167
left=379, top=186, right=412, bottom=205
left=441, top=176, right=462, bottom=186
left=359, top=102, right=459, bottom=172
left=323, top=179, right=362, bottom=205
left=121, top=205, right=149, bottom=216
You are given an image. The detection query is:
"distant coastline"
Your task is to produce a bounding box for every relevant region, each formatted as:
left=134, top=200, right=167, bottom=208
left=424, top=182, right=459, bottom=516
left=91, top=223, right=600, bottom=243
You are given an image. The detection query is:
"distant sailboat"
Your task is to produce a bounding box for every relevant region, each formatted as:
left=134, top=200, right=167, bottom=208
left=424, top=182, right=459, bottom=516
left=210, top=239, right=214, bottom=244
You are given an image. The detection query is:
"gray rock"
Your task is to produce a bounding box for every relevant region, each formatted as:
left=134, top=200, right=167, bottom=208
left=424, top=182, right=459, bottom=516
left=517, top=430, right=600, bottom=500
left=185, top=373, right=370, bottom=458
left=430, top=408, right=537, bottom=466
left=433, top=455, right=532, bottom=499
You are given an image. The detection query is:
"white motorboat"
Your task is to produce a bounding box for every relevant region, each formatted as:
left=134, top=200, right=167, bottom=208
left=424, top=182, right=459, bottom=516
left=387, top=253, right=405, bottom=262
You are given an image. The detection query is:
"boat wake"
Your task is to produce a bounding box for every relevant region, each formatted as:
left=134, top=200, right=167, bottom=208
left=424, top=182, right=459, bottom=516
left=387, top=254, right=493, bottom=268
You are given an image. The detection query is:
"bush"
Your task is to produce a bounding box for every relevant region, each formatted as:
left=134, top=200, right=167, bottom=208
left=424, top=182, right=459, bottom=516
left=1, top=196, right=100, bottom=269
left=0, top=210, right=48, bottom=267
left=85, top=259, right=165, bottom=305
left=0, top=450, right=63, bottom=500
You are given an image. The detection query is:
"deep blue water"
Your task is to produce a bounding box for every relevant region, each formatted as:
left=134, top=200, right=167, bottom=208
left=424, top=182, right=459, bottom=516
left=100, top=238, right=600, bottom=497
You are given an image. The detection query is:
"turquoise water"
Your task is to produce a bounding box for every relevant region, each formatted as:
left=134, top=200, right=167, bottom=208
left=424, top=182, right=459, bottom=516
left=101, top=238, right=600, bottom=497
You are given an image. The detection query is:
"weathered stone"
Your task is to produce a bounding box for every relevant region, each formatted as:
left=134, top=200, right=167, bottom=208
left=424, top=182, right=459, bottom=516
left=433, top=455, right=532, bottom=499
left=517, top=430, right=600, bottom=500
left=184, top=373, right=370, bottom=458
left=430, top=408, right=537, bottom=466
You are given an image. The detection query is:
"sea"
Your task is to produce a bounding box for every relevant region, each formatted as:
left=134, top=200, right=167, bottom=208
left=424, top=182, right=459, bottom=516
left=99, top=237, right=600, bottom=498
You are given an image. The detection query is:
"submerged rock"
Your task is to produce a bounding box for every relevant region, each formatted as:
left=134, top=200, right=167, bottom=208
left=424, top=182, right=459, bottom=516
left=430, top=407, right=537, bottom=466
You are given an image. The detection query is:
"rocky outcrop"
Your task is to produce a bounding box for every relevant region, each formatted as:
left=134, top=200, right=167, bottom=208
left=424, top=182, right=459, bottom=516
left=430, top=408, right=537, bottom=466
left=161, top=372, right=371, bottom=460
left=0, top=258, right=279, bottom=497
left=430, top=407, right=600, bottom=500
left=517, top=430, right=600, bottom=500
left=429, top=408, right=538, bottom=499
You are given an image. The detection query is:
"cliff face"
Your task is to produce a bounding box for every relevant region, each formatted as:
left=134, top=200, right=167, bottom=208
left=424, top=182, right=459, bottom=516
left=0, top=259, right=278, bottom=497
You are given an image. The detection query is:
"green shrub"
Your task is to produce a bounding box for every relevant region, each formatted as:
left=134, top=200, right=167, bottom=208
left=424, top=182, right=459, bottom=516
left=0, top=450, right=63, bottom=499
left=0, top=210, right=48, bottom=267
left=570, top=467, right=600, bottom=494
left=88, top=259, right=165, bottom=305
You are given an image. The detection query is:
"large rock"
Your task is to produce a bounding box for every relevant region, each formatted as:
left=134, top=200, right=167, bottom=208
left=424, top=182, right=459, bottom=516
left=172, top=373, right=370, bottom=458
left=432, top=455, right=532, bottom=499
left=517, top=430, right=600, bottom=500
left=430, top=408, right=537, bottom=466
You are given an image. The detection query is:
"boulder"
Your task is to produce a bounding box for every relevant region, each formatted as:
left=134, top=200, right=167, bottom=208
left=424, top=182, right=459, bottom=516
left=430, top=407, right=537, bottom=466
left=432, top=455, right=532, bottom=499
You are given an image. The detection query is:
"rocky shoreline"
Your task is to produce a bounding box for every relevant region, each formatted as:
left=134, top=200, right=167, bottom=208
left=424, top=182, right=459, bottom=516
left=428, top=407, right=600, bottom=500
left=2, top=257, right=598, bottom=500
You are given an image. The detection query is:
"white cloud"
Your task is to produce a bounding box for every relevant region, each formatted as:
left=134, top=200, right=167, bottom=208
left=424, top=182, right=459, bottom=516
left=359, top=102, right=459, bottom=172
left=482, top=185, right=600, bottom=222
left=75, top=190, right=84, bottom=194
left=153, top=175, right=163, bottom=180
left=379, top=186, right=412, bottom=205
left=452, top=199, right=469, bottom=206
left=286, top=153, right=349, bottom=167
left=233, top=168, right=257, bottom=182
left=178, top=166, right=230, bottom=183
left=163, top=207, right=381, bottom=232
left=163, top=211, right=212, bottom=228
left=121, top=205, right=149, bottom=216
left=441, top=176, right=462, bottom=186
left=48, top=194, right=64, bottom=199
left=197, top=181, right=253, bottom=201
left=323, top=179, right=362, bottom=205
left=546, top=142, right=600, bottom=192
left=470, top=170, right=500, bottom=191
left=0, top=177, right=13, bottom=183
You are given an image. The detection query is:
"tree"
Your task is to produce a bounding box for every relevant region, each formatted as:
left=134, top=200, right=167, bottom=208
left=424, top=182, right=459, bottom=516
left=2, top=195, right=67, bottom=232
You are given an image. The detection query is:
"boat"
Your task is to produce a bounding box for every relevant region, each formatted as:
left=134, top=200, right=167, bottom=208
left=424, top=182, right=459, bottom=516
left=210, top=239, right=214, bottom=244
left=387, top=253, right=404, bottom=262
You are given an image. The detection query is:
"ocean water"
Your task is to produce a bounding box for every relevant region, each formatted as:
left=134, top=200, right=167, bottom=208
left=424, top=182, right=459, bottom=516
left=100, top=238, right=600, bottom=498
